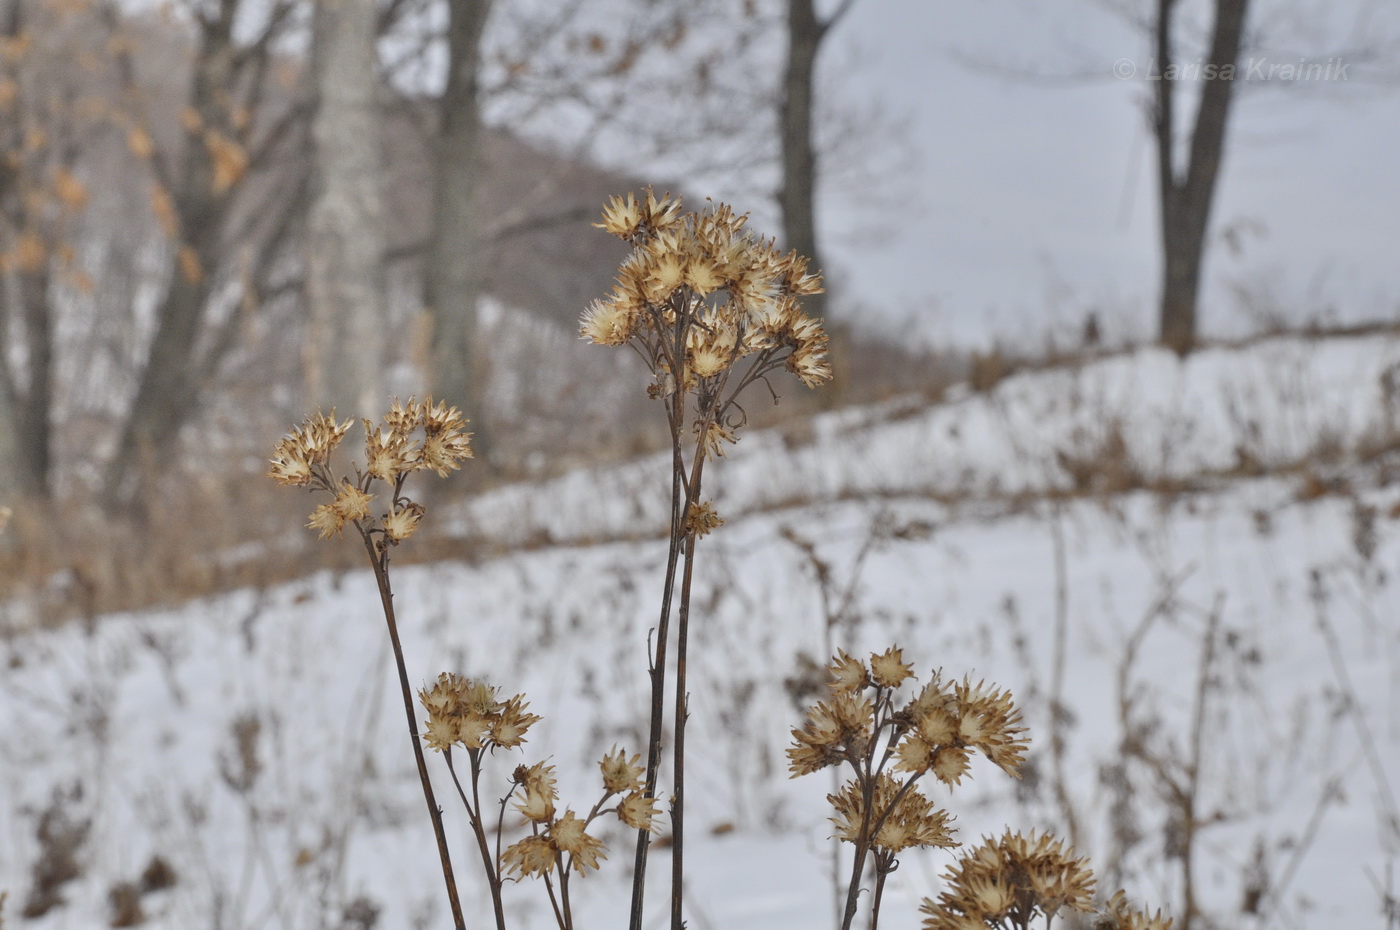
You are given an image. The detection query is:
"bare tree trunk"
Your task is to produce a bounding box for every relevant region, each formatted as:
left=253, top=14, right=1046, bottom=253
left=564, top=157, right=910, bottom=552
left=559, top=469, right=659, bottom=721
left=779, top=0, right=828, bottom=322
left=0, top=268, right=53, bottom=499
left=307, top=0, right=385, bottom=418
left=0, top=0, right=52, bottom=500
left=100, top=0, right=303, bottom=508
left=1154, top=0, right=1250, bottom=355
left=425, top=0, right=493, bottom=452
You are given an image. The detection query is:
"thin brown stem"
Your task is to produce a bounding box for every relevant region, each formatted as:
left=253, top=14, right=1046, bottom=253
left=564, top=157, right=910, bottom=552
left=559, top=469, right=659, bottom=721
left=451, top=750, right=507, bottom=930
left=670, top=526, right=700, bottom=930
left=628, top=402, right=687, bottom=930
left=361, top=532, right=466, bottom=930
left=541, top=843, right=568, bottom=930
left=869, top=861, right=889, bottom=930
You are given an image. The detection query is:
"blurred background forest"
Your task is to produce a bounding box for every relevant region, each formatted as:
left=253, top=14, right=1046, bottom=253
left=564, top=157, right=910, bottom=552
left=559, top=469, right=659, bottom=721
left=0, top=0, right=1396, bottom=619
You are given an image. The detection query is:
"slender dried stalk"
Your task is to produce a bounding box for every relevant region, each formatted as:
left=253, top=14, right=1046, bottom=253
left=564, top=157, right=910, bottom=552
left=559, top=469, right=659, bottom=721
left=361, top=532, right=466, bottom=930
left=443, top=751, right=507, bottom=930
left=627, top=395, right=687, bottom=930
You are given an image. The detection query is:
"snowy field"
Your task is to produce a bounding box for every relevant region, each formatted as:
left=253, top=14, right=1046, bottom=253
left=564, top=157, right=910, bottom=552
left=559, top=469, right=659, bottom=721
left=3, top=332, right=1399, bottom=929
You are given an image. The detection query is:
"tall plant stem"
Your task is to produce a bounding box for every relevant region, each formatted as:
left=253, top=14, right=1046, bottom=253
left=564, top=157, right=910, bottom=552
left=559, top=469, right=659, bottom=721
left=669, top=427, right=711, bottom=930
left=445, top=751, right=508, bottom=930
left=363, top=535, right=467, bottom=930
left=628, top=405, right=687, bottom=930
left=670, top=529, right=700, bottom=930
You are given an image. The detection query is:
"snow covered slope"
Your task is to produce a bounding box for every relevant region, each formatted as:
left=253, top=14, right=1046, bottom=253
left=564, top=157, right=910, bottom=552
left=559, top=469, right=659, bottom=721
left=3, top=332, right=1398, bottom=930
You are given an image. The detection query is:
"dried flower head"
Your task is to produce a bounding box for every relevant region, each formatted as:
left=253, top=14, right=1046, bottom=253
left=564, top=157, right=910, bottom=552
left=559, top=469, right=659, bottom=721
left=1093, top=890, right=1174, bottom=930
left=828, top=772, right=956, bottom=854
left=382, top=502, right=426, bottom=542
left=870, top=645, right=915, bottom=689
left=685, top=500, right=724, bottom=538
left=600, top=747, right=645, bottom=794
left=829, top=650, right=870, bottom=695
left=268, top=410, right=352, bottom=486
left=787, top=690, right=875, bottom=776
left=550, top=810, right=608, bottom=873
left=501, top=834, right=556, bottom=880
left=418, top=674, right=539, bottom=754
left=582, top=191, right=831, bottom=464
left=921, top=830, right=1096, bottom=930
left=269, top=398, right=472, bottom=546
left=514, top=761, right=559, bottom=823
left=616, top=791, right=659, bottom=832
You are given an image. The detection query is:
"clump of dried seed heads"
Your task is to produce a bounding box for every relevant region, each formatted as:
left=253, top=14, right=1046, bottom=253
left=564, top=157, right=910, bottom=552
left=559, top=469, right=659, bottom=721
left=267, top=397, right=472, bottom=547
left=581, top=189, right=834, bottom=542
left=920, top=830, right=1097, bottom=930
left=581, top=188, right=831, bottom=395
left=418, top=674, right=657, bottom=888
left=789, top=647, right=1035, bottom=929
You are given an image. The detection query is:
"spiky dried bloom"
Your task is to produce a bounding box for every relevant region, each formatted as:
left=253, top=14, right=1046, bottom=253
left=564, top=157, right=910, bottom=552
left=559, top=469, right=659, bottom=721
left=890, top=676, right=1028, bottom=786
left=594, top=188, right=682, bottom=242
left=870, top=645, right=915, bottom=689
left=268, top=410, right=353, bottom=486
left=501, top=834, right=556, bottom=880
left=513, top=761, right=560, bottom=823
left=685, top=500, right=724, bottom=538
left=382, top=502, right=426, bottom=542
left=790, top=651, right=1028, bottom=787
left=582, top=190, right=831, bottom=466
left=787, top=690, right=875, bottom=776
left=828, top=772, right=956, bottom=854
left=920, top=830, right=1096, bottom=930
left=1093, top=890, right=1174, bottom=930
left=417, top=674, right=540, bottom=754
left=829, top=650, right=870, bottom=695
left=950, top=679, right=1029, bottom=776
left=550, top=810, right=608, bottom=873
left=697, top=419, right=737, bottom=460
left=362, top=422, right=414, bottom=482
left=616, top=791, right=660, bottom=832
left=600, top=747, right=645, bottom=794
left=269, top=397, right=472, bottom=548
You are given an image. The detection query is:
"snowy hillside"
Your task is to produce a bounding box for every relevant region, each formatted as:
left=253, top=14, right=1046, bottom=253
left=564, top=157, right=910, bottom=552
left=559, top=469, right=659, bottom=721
left=3, top=332, right=1399, bottom=930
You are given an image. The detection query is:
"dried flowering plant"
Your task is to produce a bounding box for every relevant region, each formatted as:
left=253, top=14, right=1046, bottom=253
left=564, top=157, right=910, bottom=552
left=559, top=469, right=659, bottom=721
left=918, top=830, right=1096, bottom=930
left=583, top=188, right=831, bottom=930
left=919, top=833, right=1174, bottom=930
left=417, top=673, right=659, bottom=930
left=269, top=398, right=473, bottom=930
left=788, top=647, right=1030, bottom=930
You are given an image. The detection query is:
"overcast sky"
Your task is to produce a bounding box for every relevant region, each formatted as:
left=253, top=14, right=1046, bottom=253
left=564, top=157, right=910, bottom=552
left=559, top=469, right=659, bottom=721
left=813, top=2, right=1400, bottom=348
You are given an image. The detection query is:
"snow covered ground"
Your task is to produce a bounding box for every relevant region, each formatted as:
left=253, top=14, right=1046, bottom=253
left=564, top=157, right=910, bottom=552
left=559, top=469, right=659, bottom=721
left=3, top=332, right=1398, bottom=929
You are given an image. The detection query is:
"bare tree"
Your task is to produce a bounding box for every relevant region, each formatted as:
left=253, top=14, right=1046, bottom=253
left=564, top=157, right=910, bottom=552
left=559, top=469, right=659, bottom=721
left=780, top=0, right=858, bottom=323
left=1152, top=0, right=1250, bottom=355
left=99, top=0, right=310, bottom=507
left=424, top=0, right=493, bottom=456
left=0, top=0, right=107, bottom=499
left=306, top=0, right=386, bottom=417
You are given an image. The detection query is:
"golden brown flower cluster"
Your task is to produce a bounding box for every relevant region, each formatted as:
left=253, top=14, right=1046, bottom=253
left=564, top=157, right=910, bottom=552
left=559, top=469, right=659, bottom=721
left=267, top=398, right=472, bottom=545
left=500, top=748, right=659, bottom=880
left=828, top=771, right=956, bottom=854
left=582, top=188, right=832, bottom=397
left=788, top=647, right=1029, bottom=785
left=419, top=673, right=542, bottom=753
left=788, top=646, right=1030, bottom=893
left=920, top=830, right=1097, bottom=930
left=1093, top=890, right=1175, bottom=930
